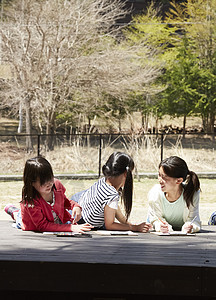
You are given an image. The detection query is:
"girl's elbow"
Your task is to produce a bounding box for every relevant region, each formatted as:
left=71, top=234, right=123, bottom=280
left=104, top=220, right=114, bottom=230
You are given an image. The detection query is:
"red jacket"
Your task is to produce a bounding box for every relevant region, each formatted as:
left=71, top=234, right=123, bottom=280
left=20, top=179, right=81, bottom=232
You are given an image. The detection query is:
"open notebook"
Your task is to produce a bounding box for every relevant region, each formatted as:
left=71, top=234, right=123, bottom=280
left=43, top=232, right=92, bottom=237
left=151, top=231, right=195, bottom=236
left=95, top=230, right=138, bottom=236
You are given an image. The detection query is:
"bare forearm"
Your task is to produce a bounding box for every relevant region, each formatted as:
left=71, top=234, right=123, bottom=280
left=104, top=205, right=151, bottom=232
left=105, top=221, right=131, bottom=231
left=106, top=221, right=152, bottom=233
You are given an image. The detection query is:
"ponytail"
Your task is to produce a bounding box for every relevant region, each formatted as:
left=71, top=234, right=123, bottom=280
left=122, top=167, right=133, bottom=221
left=102, top=152, right=134, bottom=221
left=183, top=170, right=200, bottom=208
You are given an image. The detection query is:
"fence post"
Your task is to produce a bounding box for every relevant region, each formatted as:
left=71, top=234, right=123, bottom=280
left=160, top=133, right=163, bottom=161
left=98, top=134, right=102, bottom=178
left=37, top=135, right=41, bottom=156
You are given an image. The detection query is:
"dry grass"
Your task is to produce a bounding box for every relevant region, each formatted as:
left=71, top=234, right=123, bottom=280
left=1, top=178, right=215, bottom=226
left=0, top=115, right=216, bottom=227
left=1, top=133, right=216, bottom=175
left=92, top=113, right=203, bottom=134
left=0, top=114, right=213, bottom=175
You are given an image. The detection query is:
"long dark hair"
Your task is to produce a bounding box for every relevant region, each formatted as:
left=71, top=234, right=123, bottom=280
left=159, top=156, right=200, bottom=208
left=21, top=156, right=54, bottom=205
left=102, top=152, right=134, bottom=220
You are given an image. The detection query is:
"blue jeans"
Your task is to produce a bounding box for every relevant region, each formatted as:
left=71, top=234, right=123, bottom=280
left=70, top=190, right=87, bottom=224
left=15, top=210, right=22, bottom=229
left=70, top=190, right=86, bottom=204
left=70, top=190, right=106, bottom=230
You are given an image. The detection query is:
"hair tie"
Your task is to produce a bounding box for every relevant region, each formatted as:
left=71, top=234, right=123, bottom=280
left=126, top=166, right=129, bottom=172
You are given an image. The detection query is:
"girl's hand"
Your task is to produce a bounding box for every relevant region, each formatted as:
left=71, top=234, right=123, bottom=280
left=182, top=223, right=193, bottom=233
left=71, top=223, right=94, bottom=233
left=72, top=206, right=82, bottom=224
left=160, top=222, right=169, bottom=233
left=131, top=222, right=153, bottom=233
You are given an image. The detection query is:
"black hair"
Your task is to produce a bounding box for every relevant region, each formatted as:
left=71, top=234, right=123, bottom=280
left=159, top=156, right=200, bottom=208
left=21, top=156, right=54, bottom=205
left=102, top=152, right=134, bottom=220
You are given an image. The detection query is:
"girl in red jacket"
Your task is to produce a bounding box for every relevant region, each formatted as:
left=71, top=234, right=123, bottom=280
left=5, top=156, right=93, bottom=233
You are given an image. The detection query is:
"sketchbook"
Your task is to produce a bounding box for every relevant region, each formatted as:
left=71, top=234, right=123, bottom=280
left=95, top=230, right=138, bottom=236
left=150, top=231, right=195, bottom=236
left=43, top=232, right=92, bottom=238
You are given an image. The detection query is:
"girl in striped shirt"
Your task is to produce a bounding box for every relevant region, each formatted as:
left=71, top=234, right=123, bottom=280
left=72, top=152, right=152, bottom=233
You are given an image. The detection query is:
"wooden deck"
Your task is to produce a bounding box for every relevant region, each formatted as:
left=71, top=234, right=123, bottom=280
left=1, top=220, right=216, bottom=299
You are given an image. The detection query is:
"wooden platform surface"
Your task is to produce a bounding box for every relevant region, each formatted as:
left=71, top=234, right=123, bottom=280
left=1, top=220, right=216, bottom=299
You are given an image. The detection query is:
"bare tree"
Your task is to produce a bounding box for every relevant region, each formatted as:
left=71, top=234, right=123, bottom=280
left=0, top=0, right=161, bottom=149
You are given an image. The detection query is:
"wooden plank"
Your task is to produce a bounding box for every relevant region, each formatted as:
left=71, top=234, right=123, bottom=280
left=1, top=221, right=216, bottom=297
left=0, top=221, right=214, bottom=266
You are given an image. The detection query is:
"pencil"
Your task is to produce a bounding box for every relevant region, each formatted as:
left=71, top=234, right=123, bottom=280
left=73, top=213, right=76, bottom=224
left=158, top=217, right=166, bottom=225
left=190, top=216, right=197, bottom=225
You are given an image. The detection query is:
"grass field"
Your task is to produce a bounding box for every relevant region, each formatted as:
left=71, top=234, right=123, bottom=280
left=0, top=115, right=216, bottom=174
left=1, top=115, right=216, bottom=226
left=1, top=177, right=215, bottom=226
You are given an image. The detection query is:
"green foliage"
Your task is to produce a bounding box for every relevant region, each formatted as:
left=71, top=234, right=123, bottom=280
left=165, top=0, right=216, bottom=132
left=122, top=0, right=216, bottom=132
left=123, top=2, right=180, bottom=126
left=161, top=37, right=203, bottom=117
left=125, top=3, right=180, bottom=64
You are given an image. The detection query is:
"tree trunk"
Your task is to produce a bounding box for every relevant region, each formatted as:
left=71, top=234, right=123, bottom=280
left=202, top=115, right=208, bottom=133
left=155, top=116, right=159, bottom=134
left=210, top=110, right=215, bottom=140
left=128, top=114, right=134, bottom=133
left=88, top=117, right=91, bottom=133
left=17, top=102, right=23, bottom=133
left=141, top=113, right=144, bottom=129
left=118, top=114, right=122, bottom=133
left=141, top=112, right=149, bottom=133
left=25, top=96, right=33, bottom=152
left=182, top=114, right=186, bottom=139
left=46, top=111, right=56, bottom=151
left=206, top=113, right=213, bottom=133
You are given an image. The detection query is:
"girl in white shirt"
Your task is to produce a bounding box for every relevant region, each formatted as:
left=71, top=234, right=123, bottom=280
left=147, top=156, right=201, bottom=233
left=72, top=151, right=152, bottom=233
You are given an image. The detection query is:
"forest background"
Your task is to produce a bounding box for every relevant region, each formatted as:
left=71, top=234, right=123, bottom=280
left=0, top=0, right=216, bottom=224
left=1, top=0, right=216, bottom=142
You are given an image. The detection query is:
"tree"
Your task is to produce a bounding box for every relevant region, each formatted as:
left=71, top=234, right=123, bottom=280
left=161, top=37, right=207, bottom=136
left=0, top=0, right=161, bottom=148
left=123, top=2, right=179, bottom=132
left=122, top=0, right=216, bottom=134
left=166, top=0, right=216, bottom=133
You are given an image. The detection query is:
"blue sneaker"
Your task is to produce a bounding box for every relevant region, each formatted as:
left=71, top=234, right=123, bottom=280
left=208, top=211, right=216, bottom=225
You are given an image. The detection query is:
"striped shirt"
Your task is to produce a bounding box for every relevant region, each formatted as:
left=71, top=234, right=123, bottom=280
left=79, top=177, right=120, bottom=227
